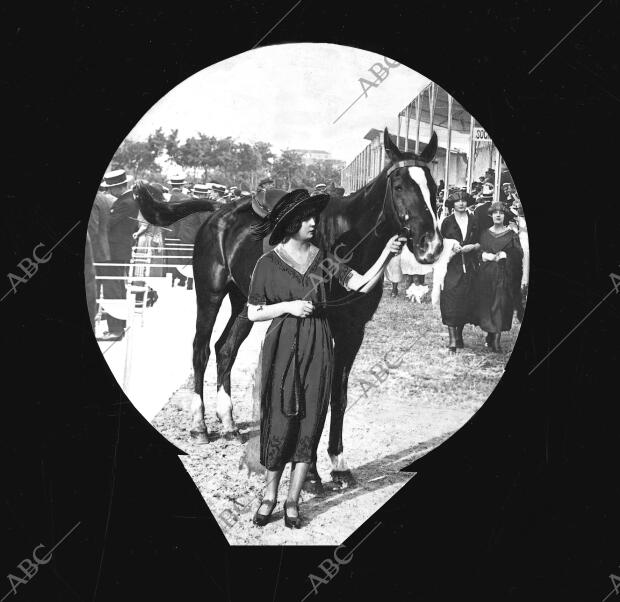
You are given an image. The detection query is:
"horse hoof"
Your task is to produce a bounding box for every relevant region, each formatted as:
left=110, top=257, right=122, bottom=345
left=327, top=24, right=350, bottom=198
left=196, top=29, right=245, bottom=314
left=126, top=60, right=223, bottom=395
left=331, top=470, right=357, bottom=488
left=189, top=429, right=210, bottom=444
left=223, top=430, right=240, bottom=442
left=301, top=478, right=324, bottom=495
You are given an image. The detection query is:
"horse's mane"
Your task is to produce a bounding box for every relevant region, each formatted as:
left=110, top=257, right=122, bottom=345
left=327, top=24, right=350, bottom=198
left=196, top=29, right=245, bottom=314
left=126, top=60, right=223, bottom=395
left=316, top=169, right=388, bottom=252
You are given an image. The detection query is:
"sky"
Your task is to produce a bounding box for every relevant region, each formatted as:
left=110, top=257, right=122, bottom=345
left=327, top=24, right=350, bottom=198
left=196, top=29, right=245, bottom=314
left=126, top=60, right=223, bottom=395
left=126, top=43, right=431, bottom=164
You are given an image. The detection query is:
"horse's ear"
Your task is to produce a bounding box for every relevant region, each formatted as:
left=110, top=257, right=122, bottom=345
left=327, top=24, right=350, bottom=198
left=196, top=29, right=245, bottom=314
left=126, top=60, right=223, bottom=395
left=383, top=127, right=401, bottom=162
left=420, top=131, right=438, bottom=163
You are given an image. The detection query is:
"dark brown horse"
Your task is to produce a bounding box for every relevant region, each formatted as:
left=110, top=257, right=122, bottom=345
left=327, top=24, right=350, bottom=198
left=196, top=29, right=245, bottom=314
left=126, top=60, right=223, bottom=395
left=134, top=128, right=443, bottom=486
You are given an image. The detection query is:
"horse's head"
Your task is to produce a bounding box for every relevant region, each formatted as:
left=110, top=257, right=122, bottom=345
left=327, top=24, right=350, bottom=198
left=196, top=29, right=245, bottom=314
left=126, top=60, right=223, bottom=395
left=380, top=127, right=443, bottom=263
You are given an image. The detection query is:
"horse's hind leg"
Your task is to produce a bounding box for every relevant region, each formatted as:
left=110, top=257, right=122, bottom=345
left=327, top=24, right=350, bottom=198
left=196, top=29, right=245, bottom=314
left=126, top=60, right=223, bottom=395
left=214, top=285, right=253, bottom=439
left=190, top=287, right=226, bottom=443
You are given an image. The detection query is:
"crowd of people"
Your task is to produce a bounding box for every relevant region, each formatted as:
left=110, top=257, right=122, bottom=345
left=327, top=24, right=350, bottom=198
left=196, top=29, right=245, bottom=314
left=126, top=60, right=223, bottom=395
left=387, top=171, right=528, bottom=354
left=86, top=170, right=233, bottom=341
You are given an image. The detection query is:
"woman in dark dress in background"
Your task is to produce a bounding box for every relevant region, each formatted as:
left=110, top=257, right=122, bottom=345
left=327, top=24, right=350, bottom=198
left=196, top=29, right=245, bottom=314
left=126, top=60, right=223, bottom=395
left=473, top=201, right=523, bottom=352
left=247, top=189, right=406, bottom=528
left=439, top=191, right=480, bottom=352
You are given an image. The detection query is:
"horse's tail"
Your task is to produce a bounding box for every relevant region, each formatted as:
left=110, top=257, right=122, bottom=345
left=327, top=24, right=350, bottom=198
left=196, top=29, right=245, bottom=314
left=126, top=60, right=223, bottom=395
left=133, top=180, right=215, bottom=227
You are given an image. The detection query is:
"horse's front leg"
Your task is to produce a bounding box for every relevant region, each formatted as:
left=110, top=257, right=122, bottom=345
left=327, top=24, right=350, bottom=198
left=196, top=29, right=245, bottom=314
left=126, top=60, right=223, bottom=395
left=302, top=328, right=364, bottom=492
left=327, top=328, right=364, bottom=488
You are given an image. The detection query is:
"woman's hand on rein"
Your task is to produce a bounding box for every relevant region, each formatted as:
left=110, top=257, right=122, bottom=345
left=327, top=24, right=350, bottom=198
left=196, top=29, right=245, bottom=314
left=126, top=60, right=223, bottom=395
left=386, top=235, right=407, bottom=255
left=288, top=300, right=314, bottom=318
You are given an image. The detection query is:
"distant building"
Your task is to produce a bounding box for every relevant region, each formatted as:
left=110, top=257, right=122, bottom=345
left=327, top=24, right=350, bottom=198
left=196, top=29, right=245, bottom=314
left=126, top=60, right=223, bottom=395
left=289, top=149, right=345, bottom=169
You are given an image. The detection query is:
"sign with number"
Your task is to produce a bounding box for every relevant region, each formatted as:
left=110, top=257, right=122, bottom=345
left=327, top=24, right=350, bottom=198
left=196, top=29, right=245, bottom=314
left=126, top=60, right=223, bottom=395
left=473, top=127, right=492, bottom=143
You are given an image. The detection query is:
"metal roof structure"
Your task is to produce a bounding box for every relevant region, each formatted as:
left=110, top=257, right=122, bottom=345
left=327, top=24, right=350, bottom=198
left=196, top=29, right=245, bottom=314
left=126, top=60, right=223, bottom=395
left=398, top=84, right=474, bottom=133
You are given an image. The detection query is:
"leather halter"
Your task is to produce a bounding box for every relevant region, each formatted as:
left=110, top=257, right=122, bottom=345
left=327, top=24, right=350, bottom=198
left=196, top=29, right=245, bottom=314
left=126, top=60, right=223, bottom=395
left=385, top=158, right=430, bottom=178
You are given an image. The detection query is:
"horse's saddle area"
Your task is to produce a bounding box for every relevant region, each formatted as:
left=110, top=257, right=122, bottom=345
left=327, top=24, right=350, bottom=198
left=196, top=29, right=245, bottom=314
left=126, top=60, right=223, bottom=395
left=251, top=188, right=289, bottom=254
left=251, top=188, right=288, bottom=218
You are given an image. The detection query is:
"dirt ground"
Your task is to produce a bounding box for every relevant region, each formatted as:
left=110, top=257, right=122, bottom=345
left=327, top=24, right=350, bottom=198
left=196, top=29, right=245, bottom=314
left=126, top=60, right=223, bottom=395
left=151, top=280, right=519, bottom=545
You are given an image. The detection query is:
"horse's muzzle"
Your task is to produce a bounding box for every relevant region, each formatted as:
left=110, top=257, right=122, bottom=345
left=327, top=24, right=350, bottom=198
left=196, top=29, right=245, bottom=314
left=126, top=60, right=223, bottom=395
left=412, top=228, right=443, bottom=264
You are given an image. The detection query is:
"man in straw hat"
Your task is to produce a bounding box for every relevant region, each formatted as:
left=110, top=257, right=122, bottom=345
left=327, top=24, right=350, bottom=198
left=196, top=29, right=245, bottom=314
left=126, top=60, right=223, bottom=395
left=98, top=168, right=138, bottom=340
left=87, top=184, right=115, bottom=334
left=311, top=183, right=327, bottom=196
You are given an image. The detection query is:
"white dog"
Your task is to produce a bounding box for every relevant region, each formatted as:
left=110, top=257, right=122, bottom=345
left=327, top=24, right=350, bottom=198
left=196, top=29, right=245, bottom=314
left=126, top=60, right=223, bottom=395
left=405, top=282, right=430, bottom=303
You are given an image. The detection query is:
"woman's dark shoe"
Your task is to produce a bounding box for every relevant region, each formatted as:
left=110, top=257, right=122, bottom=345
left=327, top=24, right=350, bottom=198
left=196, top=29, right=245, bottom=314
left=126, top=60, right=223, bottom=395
left=390, top=283, right=399, bottom=298
left=252, top=498, right=277, bottom=527
left=447, top=326, right=457, bottom=353
left=283, top=500, right=302, bottom=529
left=485, top=332, right=493, bottom=348
left=455, top=325, right=464, bottom=349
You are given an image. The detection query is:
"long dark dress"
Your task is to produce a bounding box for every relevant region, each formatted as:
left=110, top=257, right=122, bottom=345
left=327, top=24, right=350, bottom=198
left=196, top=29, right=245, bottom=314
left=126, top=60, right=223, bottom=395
left=439, top=212, right=480, bottom=326
left=248, top=244, right=353, bottom=471
left=473, top=228, right=523, bottom=333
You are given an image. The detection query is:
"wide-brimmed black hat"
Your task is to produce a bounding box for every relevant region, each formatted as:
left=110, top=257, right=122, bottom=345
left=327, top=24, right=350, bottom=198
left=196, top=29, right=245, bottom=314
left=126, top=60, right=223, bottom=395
left=445, top=190, right=475, bottom=209
left=251, top=188, right=330, bottom=245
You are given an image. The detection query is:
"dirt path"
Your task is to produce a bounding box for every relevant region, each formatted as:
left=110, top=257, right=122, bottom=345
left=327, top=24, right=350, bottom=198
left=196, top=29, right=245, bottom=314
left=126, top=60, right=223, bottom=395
left=152, top=282, right=519, bottom=545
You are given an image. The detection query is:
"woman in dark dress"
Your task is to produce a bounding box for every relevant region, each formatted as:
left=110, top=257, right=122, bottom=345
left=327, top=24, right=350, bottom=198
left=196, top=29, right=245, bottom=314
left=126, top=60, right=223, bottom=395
left=439, top=191, right=480, bottom=352
left=473, top=201, right=524, bottom=352
left=247, top=189, right=406, bottom=528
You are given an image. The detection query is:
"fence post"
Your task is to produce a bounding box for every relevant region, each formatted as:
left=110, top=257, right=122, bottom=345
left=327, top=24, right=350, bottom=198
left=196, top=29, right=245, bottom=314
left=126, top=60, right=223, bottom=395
left=443, top=94, right=453, bottom=203
left=415, top=93, right=421, bottom=154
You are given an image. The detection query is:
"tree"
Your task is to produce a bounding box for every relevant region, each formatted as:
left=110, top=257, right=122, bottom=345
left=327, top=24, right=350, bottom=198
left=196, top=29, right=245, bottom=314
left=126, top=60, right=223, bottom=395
left=111, top=139, right=161, bottom=176
left=214, top=137, right=238, bottom=179
left=164, top=129, right=181, bottom=164
left=272, top=150, right=305, bottom=190
left=236, top=143, right=259, bottom=173
left=196, top=133, right=219, bottom=171
left=147, top=127, right=168, bottom=157
left=176, top=136, right=204, bottom=177
left=253, top=141, right=274, bottom=171
left=302, top=159, right=342, bottom=189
